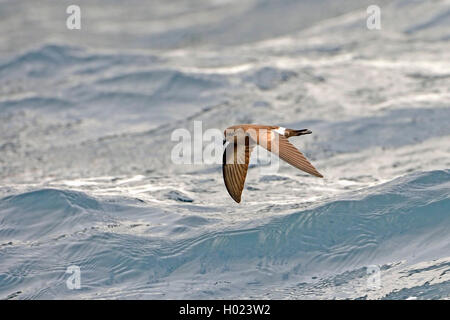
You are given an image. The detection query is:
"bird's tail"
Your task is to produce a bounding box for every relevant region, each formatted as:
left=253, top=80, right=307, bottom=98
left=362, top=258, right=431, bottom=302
left=285, top=128, right=312, bottom=138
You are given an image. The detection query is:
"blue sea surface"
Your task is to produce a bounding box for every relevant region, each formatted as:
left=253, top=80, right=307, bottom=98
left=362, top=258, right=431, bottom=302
left=0, top=0, right=449, bottom=299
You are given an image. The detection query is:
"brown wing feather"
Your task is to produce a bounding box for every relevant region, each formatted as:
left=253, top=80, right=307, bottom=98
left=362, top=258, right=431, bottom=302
left=264, top=132, right=323, bottom=178
left=222, top=136, right=255, bottom=203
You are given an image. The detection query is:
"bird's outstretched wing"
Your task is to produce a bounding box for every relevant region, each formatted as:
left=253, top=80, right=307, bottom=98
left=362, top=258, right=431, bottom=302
left=264, top=132, right=323, bottom=178
left=222, top=136, right=255, bottom=203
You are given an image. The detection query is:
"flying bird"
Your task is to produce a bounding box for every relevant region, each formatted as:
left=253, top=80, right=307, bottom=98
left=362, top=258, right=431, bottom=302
left=222, top=124, right=323, bottom=203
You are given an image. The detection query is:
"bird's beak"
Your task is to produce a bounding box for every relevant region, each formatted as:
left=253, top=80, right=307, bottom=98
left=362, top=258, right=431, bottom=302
left=298, top=129, right=312, bottom=135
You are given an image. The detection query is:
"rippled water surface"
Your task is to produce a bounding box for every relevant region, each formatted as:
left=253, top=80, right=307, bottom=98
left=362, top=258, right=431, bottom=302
left=0, top=0, right=449, bottom=299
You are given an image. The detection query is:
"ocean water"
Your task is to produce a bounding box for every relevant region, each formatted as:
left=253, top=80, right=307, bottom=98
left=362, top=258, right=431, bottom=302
left=0, top=0, right=449, bottom=299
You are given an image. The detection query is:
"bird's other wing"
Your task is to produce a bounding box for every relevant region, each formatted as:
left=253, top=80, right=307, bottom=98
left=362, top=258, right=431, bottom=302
left=222, top=135, right=255, bottom=203
left=265, top=132, right=323, bottom=178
